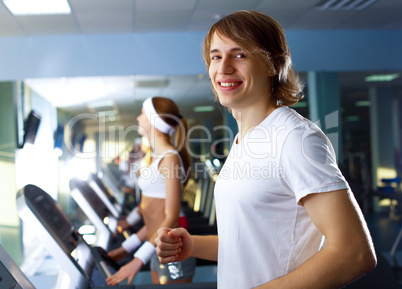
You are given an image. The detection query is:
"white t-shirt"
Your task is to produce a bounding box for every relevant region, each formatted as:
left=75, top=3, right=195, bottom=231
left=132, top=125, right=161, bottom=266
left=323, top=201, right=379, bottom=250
left=214, top=107, right=349, bottom=289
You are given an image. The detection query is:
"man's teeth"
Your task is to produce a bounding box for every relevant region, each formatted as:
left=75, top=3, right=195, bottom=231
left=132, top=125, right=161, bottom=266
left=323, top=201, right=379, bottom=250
left=220, top=82, right=238, bottom=87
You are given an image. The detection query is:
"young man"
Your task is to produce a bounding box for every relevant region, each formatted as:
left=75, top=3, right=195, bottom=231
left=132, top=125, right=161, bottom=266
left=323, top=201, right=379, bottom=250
left=154, top=10, right=376, bottom=289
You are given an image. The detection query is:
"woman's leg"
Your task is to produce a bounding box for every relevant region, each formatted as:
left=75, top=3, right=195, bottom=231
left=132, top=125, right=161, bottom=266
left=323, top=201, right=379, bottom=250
left=151, top=270, right=160, bottom=284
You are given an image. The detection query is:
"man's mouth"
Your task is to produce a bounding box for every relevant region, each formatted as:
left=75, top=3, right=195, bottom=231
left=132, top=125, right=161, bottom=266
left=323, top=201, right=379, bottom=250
left=219, top=82, right=242, bottom=87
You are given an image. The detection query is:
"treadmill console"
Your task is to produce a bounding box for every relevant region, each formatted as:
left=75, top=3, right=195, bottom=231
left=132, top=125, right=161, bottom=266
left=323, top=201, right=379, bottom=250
left=0, top=245, right=35, bottom=289
left=20, top=184, right=81, bottom=255
left=70, top=178, right=119, bottom=249
left=89, top=173, right=117, bottom=204
left=16, top=184, right=114, bottom=288
left=70, top=178, right=110, bottom=220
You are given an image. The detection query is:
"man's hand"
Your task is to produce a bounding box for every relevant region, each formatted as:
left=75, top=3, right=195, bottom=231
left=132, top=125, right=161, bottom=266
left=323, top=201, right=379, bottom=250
left=154, top=227, right=193, bottom=264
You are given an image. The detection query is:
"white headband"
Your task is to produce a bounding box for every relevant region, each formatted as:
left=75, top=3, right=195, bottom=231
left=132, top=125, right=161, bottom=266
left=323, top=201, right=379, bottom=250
left=143, top=97, right=175, bottom=136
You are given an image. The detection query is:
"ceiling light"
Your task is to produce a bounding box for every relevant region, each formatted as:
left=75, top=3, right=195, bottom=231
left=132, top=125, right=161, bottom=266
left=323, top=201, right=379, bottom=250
left=3, top=0, right=71, bottom=15
left=352, top=0, right=377, bottom=10
left=134, top=79, right=169, bottom=88
left=365, top=73, right=399, bottom=82
left=314, top=0, right=377, bottom=10
left=346, top=116, right=360, bottom=122
left=97, top=110, right=117, bottom=117
left=193, top=105, right=215, bottom=112
left=98, top=112, right=120, bottom=123
left=88, top=100, right=115, bottom=110
left=355, top=100, right=371, bottom=107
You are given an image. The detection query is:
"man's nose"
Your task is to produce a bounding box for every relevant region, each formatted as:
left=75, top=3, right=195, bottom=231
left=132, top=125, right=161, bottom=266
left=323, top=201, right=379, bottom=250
left=218, top=57, right=235, bottom=75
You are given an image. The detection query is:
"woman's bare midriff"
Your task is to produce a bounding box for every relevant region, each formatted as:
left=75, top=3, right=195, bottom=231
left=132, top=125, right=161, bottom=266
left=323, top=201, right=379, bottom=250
left=140, top=195, right=179, bottom=240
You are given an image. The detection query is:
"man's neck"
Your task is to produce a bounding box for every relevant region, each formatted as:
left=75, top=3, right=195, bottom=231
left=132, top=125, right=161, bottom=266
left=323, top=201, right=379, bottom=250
left=232, top=102, right=278, bottom=143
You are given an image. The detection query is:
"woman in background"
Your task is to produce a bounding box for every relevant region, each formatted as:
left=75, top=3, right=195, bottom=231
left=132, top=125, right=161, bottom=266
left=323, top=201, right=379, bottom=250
left=106, top=96, right=195, bottom=285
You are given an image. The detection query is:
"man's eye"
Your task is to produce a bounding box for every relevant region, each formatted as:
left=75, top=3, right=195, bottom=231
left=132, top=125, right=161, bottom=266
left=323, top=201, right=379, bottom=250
left=211, top=55, right=220, bottom=60
left=235, top=53, right=246, bottom=58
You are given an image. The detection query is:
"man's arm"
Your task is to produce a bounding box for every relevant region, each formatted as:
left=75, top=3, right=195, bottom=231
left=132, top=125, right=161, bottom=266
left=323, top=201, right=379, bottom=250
left=155, top=227, right=218, bottom=263
left=192, top=234, right=219, bottom=261
left=257, top=189, right=376, bottom=289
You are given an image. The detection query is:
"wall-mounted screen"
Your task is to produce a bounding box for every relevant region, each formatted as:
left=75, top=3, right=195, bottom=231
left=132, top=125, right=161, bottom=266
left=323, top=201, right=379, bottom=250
left=23, top=110, right=41, bottom=146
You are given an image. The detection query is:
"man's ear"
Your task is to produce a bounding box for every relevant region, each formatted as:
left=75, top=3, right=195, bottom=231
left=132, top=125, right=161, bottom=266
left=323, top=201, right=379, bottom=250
left=267, top=65, right=276, bottom=77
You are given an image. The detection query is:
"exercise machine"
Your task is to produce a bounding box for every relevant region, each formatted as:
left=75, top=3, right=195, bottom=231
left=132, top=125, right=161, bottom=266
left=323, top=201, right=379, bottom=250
left=70, top=178, right=122, bottom=250
left=0, top=244, right=35, bottom=289
left=87, top=173, right=123, bottom=218
left=17, top=184, right=217, bottom=289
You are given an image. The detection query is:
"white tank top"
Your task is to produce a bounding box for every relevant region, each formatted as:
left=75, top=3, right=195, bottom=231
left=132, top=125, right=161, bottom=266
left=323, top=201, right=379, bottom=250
left=138, top=150, right=184, bottom=199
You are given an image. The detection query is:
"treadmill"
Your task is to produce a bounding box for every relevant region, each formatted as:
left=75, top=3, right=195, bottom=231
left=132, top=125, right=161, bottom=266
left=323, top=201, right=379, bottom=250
left=70, top=178, right=121, bottom=250
left=0, top=244, right=35, bottom=289
left=17, top=184, right=106, bottom=289
left=16, top=184, right=217, bottom=289
left=99, top=167, right=126, bottom=206
left=87, top=173, right=123, bottom=219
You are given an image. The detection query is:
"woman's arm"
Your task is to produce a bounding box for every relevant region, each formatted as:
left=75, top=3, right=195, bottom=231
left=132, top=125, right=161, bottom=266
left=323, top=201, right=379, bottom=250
left=108, top=225, right=148, bottom=261
left=256, top=189, right=376, bottom=289
left=106, top=225, right=148, bottom=285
